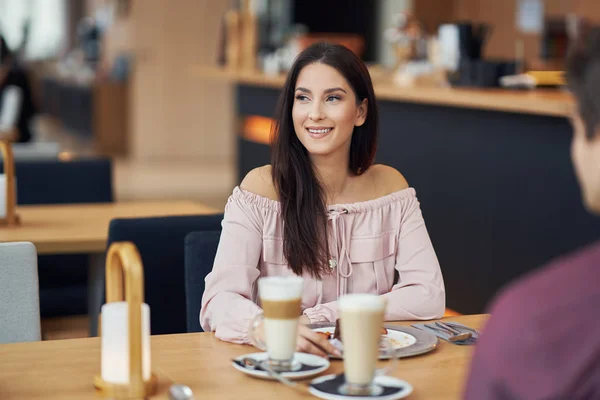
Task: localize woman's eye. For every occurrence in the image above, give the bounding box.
[326,95,341,102]
[295,94,309,101]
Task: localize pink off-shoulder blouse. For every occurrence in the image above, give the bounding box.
[200,186,445,344]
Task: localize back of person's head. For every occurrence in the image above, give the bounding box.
[566,24,600,139]
[566,23,600,214]
[0,35,12,66]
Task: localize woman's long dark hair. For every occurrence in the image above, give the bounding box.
[271,42,378,278]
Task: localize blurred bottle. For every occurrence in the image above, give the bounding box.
[240,0,258,71]
[224,1,242,70]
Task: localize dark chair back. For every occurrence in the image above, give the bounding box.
[0,158,113,317]
[107,214,223,335]
[1,158,114,204]
[184,230,221,333]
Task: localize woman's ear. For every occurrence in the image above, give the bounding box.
[355,99,368,127]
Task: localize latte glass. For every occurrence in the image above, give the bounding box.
[338,293,398,396]
[248,276,304,372]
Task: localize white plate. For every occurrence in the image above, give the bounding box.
[232,352,330,380]
[309,374,413,400]
[309,323,438,360]
[313,327,416,350]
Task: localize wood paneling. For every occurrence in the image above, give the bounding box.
[416,0,600,63]
[413,0,456,34]
[93,81,129,156]
[449,0,540,61]
[82,1,235,162]
[129,0,168,160]
[129,0,234,162]
[573,0,600,23]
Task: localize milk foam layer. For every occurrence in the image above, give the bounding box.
[258,276,304,301]
[339,293,387,312]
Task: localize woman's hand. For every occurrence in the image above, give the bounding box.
[296,324,342,358]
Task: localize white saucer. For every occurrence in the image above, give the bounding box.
[309,374,413,400]
[232,352,330,380]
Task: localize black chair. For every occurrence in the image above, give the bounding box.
[0,158,113,317]
[3,158,114,205]
[106,214,223,335]
[184,230,221,333]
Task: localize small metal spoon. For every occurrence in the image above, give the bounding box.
[240,357,297,387]
[169,384,195,400]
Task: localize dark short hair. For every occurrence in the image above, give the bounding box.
[0,35,13,65]
[566,25,600,139]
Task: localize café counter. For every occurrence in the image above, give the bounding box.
[190,65,572,117]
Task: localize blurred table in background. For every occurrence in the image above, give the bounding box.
[0,200,219,335]
[0,201,218,254]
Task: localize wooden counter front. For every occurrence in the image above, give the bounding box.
[190,65,573,117]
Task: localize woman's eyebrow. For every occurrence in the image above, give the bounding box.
[294,87,347,94]
[324,87,347,94]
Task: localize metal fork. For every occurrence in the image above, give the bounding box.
[444,322,481,336]
[427,322,472,342]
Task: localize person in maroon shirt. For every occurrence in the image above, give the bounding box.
[464,25,600,399]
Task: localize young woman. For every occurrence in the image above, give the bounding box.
[201,43,445,356]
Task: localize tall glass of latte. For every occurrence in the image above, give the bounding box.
[248,276,304,371]
[338,293,398,396]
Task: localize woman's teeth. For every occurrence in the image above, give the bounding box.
[308,128,332,134]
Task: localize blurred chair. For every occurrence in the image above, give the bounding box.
[0,242,41,343]
[0,142,61,161]
[0,157,114,318]
[106,214,223,335]
[184,230,221,333]
[2,158,113,205]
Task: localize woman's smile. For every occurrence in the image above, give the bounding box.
[306,126,334,139]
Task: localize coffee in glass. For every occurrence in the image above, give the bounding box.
[338,293,398,396]
[248,276,304,371]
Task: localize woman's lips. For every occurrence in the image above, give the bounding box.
[306,127,333,139]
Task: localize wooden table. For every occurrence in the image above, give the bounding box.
[0,201,219,254]
[0,315,488,400]
[0,200,220,335]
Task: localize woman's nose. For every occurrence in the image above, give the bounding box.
[309,103,325,121]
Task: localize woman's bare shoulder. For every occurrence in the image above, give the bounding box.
[239,165,279,201]
[368,164,409,195]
